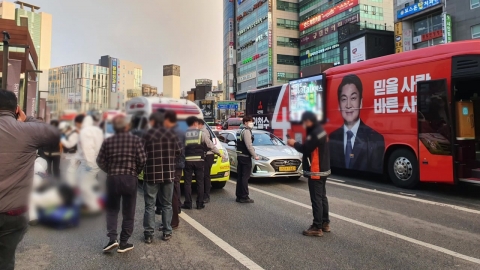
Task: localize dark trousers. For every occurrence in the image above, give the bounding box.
[0,214,27,270]
[45,155,61,178]
[204,154,214,199]
[172,169,182,227]
[236,156,252,199]
[308,176,330,228]
[106,175,138,244]
[183,161,205,207]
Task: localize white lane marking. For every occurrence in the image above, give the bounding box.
[227,181,480,265]
[328,178,345,183]
[180,212,264,270]
[327,178,480,215]
[399,192,417,197]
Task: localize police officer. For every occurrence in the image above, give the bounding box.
[235,116,258,203]
[182,116,225,210]
[198,120,223,204]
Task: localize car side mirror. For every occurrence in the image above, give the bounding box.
[227,141,236,147]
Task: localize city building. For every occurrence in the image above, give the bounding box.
[300,0,394,73]
[234,0,301,107]
[163,64,181,99]
[445,0,480,41]
[142,84,158,96]
[99,55,142,109]
[48,63,110,118]
[223,0,236,100]
[192,79,213,101]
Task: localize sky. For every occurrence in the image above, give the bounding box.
[32,0,223,94]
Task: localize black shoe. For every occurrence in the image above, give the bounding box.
[103,240,119,252]
[162,233,172,241]
[203,197,210,204]
[196,204,205,210]
[181,204,192,210]
[237,198,254,203]
[158,223,164,231]
[117,243,134,253]
[155,208,162,215]
[144,236,153,244]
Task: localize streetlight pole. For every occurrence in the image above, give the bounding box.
[2,31,11,89]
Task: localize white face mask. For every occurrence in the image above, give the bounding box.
[247,122,254,129]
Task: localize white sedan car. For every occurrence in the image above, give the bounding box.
[218,130,303,179]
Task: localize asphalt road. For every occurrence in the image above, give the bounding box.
[15,174,480,270]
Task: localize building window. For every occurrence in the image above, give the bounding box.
[277,0,298,13]
[472,0,480,8]
[277,18,299,30]
[277,72,299,83]
[277,36,300,48]
[277,54,300,66]
[472,24,480,39]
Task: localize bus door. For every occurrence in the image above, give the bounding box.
[416,80,455,183]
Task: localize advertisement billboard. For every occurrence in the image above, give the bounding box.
[111,58,118,92]
[26,81,37,117]
[288,74,325,123]
[299,0,359,31]
[350,37,366,63]
[300,14,360,46]
[395,22,403,53]
[403,29,413,52]
[397,0,441,20]
[199,100,214,118]
[443,13,452,44]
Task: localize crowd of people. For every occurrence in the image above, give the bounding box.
[1,86,332,269]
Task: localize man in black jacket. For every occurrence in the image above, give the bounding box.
[287,111,331,237]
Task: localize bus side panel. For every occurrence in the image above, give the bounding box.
[418,142,454,183]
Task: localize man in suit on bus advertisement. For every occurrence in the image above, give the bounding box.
[329,74,385,173]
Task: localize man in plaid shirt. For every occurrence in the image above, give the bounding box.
[96,115,146,253]
[142,113,181,243]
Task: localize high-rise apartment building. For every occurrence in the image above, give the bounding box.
[299,0,394,72]
[48,64,110,118]
[234,0,300,107]
[99,55,142,109]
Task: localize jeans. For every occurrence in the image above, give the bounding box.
[204,154,214,200]
[172,169,182,227]
[308,176,330,227]
[106,175,137,244]
[183,161,205,207]
[236,156,252,199]
[143,181,174,236]
[0,214,27,270]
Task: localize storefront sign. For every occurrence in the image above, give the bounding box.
[300,44,340,61]
[241,52,268,65]
[26,81,37,117]
[300,14,360,46]
[395,22,403,53]
[443,13,452,43]
[397,0,441,20]
[403,29,412,51]
[300,0,359,31]
[238,31,268,51]
[6,59,21,98]
[268,0,273,84]
[421,29,443,42]
[111,58,117,93]
[238,16,267,36]
[350,37,366,63]
[237,0,267,22]
[238,72,257,83]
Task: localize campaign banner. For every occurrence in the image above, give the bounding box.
[300,14,360,46]
[6,59,22,99]
[39,98,46,120]
[26,81,37,117]
[299,0,359,31]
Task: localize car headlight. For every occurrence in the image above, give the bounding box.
[222,149,229,160]
[257,155,269,161]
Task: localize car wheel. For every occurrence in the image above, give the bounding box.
[212,181,227,189]
[387,149,419,189]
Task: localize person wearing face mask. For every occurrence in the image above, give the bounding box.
[235,116,258,204]
[287,111,331,237]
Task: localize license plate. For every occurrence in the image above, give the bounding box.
[279,166,296,172]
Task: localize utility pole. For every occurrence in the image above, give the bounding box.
[2,31,11,89]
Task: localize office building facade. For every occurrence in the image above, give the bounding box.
[223,0,236,100]
[234,0,300,104]
[445,0,480,41]
[300,0,394,70]
[48,64,110,118]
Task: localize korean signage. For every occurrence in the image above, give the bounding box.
[443,13,452,44]
[238,72,257,83]
[237,0,267,22]
[299,0,359,31]
[217,101,239,110]
[241,52,268,65]
[238,31,268,51]
[111,58,118,92]
[268,0,273,85]
[300,44,340,61]
[350,37,366,63]
[421,29,443,42]
[394,22,403,53]
[300,14,360,46]
[403,29,412,51]
[397,0,441,20]
[238,16,267,36]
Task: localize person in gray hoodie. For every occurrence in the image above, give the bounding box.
[0,89,60,270]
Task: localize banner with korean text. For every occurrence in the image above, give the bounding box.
[299,0,359,31]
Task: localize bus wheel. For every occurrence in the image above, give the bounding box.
[387,149,419,189]
[212,181,226,189]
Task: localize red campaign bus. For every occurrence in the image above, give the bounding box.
[246,40,480,188]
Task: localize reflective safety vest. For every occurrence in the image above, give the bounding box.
[236,128,254,157]
[185,129,205,161]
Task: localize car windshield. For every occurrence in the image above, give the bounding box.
[252,132,284,146]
